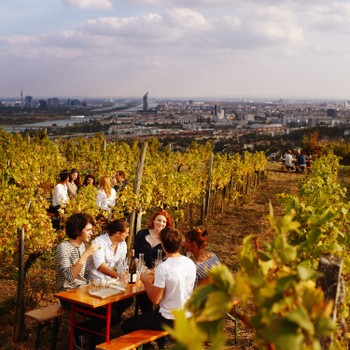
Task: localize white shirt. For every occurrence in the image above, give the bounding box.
[284,153,294,167]
[154,255,196,319]
[96,188,117,210]
[88,233,127,280]
[52,183,69,207]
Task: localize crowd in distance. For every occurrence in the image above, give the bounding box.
[281,148,313,173]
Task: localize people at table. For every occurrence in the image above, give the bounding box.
[122,227,196,349]
[49,169,69,215]
[88,219,133,327]
[184,227,220,286]
[134,209,173,313]
[55,212,98,294]
[67,168,81,199]
[96,175,117,210]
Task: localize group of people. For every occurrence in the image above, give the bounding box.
[48,169,128,219]
[282,148,312,173]
[55,209,220,350]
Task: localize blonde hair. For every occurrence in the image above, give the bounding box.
[99,176,112,197]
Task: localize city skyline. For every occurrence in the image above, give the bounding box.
[1,1,350,100]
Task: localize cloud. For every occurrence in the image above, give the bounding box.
[63,0,113,10]
[2,0,350,98]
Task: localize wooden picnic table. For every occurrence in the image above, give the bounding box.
[54,281,145,350]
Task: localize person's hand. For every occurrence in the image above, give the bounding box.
[140,272,148,284]
[140,270,154,284]
[86,243,100,256]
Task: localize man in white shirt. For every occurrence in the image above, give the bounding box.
[284,150,295,172]
[52,170,69,208]
[88,219,133,326]
[122,227,196,349]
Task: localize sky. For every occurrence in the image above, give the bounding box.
[1,0,350,100]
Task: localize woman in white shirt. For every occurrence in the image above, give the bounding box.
[96,176,117,210]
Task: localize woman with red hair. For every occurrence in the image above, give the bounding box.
[134,209,173,313]
[184,227,220,286]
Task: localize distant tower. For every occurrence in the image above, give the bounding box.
[20,87,23,110]
[143,92,148,112]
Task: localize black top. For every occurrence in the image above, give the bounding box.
[114,179,128,193]
[134,228,164,268]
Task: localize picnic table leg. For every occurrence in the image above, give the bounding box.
[51,316,61,350]
[105,303,112,341]
[69,304,75,350]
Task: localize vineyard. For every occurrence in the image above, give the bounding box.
[0,129,349,349]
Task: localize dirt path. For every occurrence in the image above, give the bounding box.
[205,163,304,349]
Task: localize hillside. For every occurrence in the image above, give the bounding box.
[0,162,318,349]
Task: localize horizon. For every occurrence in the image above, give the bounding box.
[1,95,349,104]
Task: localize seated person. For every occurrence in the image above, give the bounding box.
[83,174,96,186]
[295,149,307,173]
[96,176,117,211]
[122,227,196,350]
[67,168,81,199]
[88,219,133,325]
[48,169,69,215]
[134,209,173,313]
[184,228,220,286]
[55,212,99,349]
[283,150,295,172]
[111,170,128,193]
[56,212,98,293]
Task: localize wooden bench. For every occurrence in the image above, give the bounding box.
[96,329,169,350]
[25,303,69,350]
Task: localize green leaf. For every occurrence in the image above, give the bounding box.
[315,316,336,337]
[297,265,321,281]
[196,291,232,322]
[186,284,215,316]
[166,309,207,350]
[286,308,314,334]
[261,319,304,350]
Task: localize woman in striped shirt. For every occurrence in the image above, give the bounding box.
[184,228,220,286]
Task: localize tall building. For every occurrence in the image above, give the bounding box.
[48,98,59,108]
[143,92,148,112]
[24,96,33,108]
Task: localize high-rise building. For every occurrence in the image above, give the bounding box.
[48,98,59,108]
[143,92,148,112]
[24,96,32,108]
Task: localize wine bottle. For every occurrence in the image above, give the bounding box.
[128,249,137,284]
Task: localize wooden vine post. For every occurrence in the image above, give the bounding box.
[13,227,25,342]
[127,141,148,250]
[317,255,343,349]
[203,152,213,222]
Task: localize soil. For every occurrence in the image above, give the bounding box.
[0,162,312,349]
